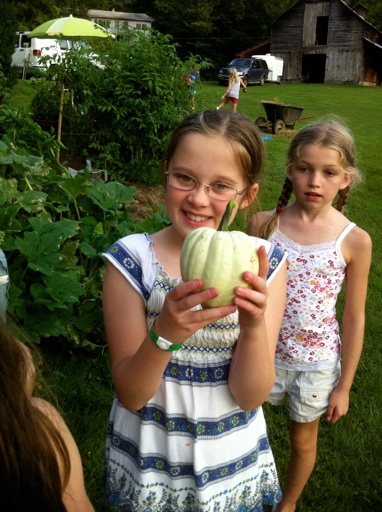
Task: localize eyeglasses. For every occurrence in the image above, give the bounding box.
[165,171,246,201]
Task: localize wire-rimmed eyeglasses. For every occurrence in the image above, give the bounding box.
[165,171,246,201]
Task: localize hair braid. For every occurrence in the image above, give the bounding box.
[336,186,349,212]
[259,177,293,240]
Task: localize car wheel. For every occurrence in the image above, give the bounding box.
[242,76,249,87]
[218,80,225,86]
[259,75,265,86]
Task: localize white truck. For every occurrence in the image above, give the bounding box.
[12,32,73,78]
[252,54,284,84]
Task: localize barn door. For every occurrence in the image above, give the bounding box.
[301,54,326,83]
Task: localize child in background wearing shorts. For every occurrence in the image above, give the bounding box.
[249,121,372,512]
[216,67,247,113]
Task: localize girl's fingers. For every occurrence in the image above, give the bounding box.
[256,245,270,280]
[167,279,204,301]
[157,282,236,342]
[165,280,235,316]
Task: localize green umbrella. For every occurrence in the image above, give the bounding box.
[29,15,114,162]
[29,15,114,41]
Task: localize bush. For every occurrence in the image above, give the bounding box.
[33,28,211,183]
[0,110,171,350]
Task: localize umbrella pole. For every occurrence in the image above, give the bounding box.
[56,81,65,162]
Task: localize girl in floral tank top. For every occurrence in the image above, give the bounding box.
[249,121,372,512]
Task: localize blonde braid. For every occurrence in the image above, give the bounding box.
[260,177,293,240]
[336,186,349,212]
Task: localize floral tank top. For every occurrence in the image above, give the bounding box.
[270,223,355,371]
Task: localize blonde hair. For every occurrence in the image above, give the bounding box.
[228,67,239,83]
[260,121,362,240]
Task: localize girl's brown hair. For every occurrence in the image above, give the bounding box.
[259,120,362,240]
[163,109,265,205]
[0,320,70,511]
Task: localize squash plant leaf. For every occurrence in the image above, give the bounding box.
[45,270,84,304]
[16,190,47,213]
[89,181,136,213]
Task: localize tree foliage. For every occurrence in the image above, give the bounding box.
[10,0,382,73]
[0,1,18,87]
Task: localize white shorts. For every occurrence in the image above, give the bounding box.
[266,362,341,423]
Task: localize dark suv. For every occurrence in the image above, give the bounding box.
[218,57,269,86]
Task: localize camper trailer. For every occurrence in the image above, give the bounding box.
[252,54,284,84]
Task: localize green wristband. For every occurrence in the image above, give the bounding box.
[149,324,183,352]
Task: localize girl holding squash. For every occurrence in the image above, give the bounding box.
[102,109,287,511]
[249,121,372,512]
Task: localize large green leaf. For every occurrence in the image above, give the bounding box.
[45,270,84,304]
[16,190,47,213]
[89,181,136,213]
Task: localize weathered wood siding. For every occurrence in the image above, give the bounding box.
[302,2,330,46]
[328,2,364,48]
[270,1,305,81]
[325,49,363,82]
[271,3,305,52]
[269,0,382,84]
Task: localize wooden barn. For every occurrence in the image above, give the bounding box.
[269,0,382,85]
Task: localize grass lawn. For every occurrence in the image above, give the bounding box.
[12,79,382,511]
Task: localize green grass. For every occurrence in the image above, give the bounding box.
[10,80,382,510]
[7,79,37,110]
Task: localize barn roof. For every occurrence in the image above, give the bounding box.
[363,37,382,55]
[268,0,382,37]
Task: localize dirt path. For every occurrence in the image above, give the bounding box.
[128,183,166,222]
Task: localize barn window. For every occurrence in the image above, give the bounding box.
[316,16,328,45]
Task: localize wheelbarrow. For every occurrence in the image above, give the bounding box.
[255,101,315,134]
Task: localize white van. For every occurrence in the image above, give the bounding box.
[12,32,73,77]
[252,54,284,84]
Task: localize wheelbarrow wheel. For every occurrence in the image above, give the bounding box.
[273,119,285,134]
[255,116,268,133]
[255,116,267,126]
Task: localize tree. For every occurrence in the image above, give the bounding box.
[0,1,18,85]
[358,0,382,30]
[13,0,60,30]
[129,0,296,71]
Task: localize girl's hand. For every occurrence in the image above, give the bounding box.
[154,280,236,344]
[233,245,269,329]
[324,386,350,424]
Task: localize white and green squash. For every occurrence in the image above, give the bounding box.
[180,199,259,308]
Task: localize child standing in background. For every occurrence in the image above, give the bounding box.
[249,121,372,512]
[102,109,287,511]
[187,68,200,111]
[216,67,247,113]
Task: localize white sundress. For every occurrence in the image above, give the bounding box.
[102,233,287,512]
